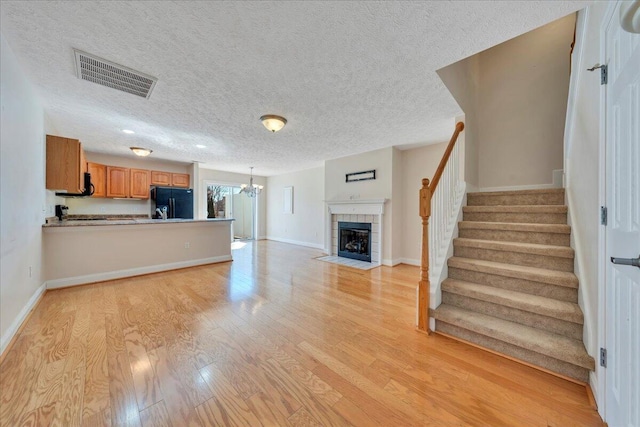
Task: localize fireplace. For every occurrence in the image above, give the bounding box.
[338,222,372,262]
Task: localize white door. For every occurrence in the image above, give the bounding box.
[604,4,640,426]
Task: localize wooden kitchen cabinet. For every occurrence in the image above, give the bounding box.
[130,168,151,199]
[87,162,106,198]
[106,166,129,198]
[171,173,190,188]
[46,135,87,193]
[150,170,171,186]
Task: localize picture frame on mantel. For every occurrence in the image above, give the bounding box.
[283,186,293,214]
[346,169,376,183]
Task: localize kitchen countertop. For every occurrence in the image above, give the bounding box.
[43,218,234,228]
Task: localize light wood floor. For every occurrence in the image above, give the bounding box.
[0,240,604,426]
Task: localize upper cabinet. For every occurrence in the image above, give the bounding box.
[46,135,87,193]
[150,171,171,186]
[130,169,151,199]
[171,173,190,188]
[106,166,129,198]
[87,162,106,198]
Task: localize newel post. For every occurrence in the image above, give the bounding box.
[418,178,431,334]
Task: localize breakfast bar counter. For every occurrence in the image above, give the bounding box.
[43,218,234,289]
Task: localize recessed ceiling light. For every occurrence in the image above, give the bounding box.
[122,129,135,134]
[196,144,206,148]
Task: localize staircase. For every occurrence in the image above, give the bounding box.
[432,188,595,383]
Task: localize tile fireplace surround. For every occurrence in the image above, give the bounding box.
[326,199,387,265]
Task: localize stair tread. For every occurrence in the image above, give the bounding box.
[458,221,571,234]
[433,305,594,370]
[463,205,568,213]
[442,279,583,323]
[454,238,574,258]
[469,188,565,196]
[448,257,578,288]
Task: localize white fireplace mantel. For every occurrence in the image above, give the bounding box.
[326,199,387,215]
[325,199,387,265]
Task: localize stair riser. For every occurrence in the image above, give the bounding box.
[467,193,564,206]
[442,292,583,340]
[448,267,578,303]
[454,246,574,272]
[435,321,589,382]
[458,228,570,246]
[463,212,567,224]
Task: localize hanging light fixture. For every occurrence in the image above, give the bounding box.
[240,167,264,197]
[260,114,287,132]
[130,146,152,157]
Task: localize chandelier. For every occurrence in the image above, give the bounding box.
[240,167,263,197]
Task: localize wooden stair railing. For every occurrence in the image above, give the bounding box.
[418,121,465,334]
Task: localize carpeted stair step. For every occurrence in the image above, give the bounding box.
[458,221,571,246]
[447,257,578,302]
[433,305,595,382]
[463,205,567,224]
[453,238,574,272]
[441,279,583,339]
[467,188,565,206]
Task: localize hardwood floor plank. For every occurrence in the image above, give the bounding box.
[0,241,604,426]
[139,400,171,427]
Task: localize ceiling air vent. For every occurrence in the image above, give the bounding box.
[73,49,157,99]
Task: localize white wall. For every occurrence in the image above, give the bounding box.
[266,166,325,249]
[400,141,449,264]
[438,14,575,190]
[66,152,191,216]
[325,147,398,263]
[198,167,267,238]
[563,2,610,404]
[0,34,47,352]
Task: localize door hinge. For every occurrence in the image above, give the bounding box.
[601,206,608,225]
[600,348,607,368]
[587,64,608,85]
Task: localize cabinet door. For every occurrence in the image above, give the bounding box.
[79,144,87,193]
[150,171,171,186]
[130,169,151,199]
[87,162,106,198]
[106,166,129,198]
[171,173,190,188]
[46,135,83,192]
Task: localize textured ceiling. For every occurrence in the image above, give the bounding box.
[0,1,587,176]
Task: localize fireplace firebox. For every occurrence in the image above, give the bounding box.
[338,222,372,262]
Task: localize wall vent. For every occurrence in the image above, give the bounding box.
[73,49,157,99]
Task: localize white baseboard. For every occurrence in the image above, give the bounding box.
[399,258,421,266]
[258,235,267,240]
[382,258,402,267]
[45,255,233,290]
[266,236,324,250]
[1,282,47,355]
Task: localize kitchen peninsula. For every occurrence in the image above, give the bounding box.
[43,218,234,289]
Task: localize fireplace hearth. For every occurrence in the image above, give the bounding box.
[338,221,372,262]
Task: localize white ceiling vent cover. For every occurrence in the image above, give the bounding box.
[74,49,157,99]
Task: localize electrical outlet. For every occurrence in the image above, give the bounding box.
[184,242,190,249]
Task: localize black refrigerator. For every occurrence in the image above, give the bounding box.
[151,186,194,219]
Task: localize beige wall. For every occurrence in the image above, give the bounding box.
[266,166,325,248]
[198,167,267,239]
[44,221,232,287]
[0,34,47,350]
[438,14,575,190]
[400,141,449,264]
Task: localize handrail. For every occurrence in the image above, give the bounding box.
[417,121,465,334]
[429,121,465,194]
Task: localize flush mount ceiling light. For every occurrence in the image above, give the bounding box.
[240,167,263,197]
[260,114,287,132]
[196,144,206,148]
[130,147,152,157]
[122,129,135,134]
